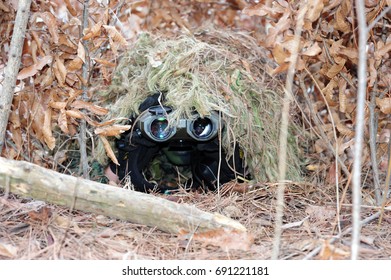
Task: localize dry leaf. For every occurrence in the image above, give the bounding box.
[108,36,118,56]
[77,41,86,63]
[242,3,269,17]
[0,242,18,258]
[169,7,190,29]
[71,100,109,115]
[31,40,38,63]
[31,30,44,56]
[93,58,116,67]
[0,1,10,12]
[53,55,67,86]
[326,58,346,79]
[180,229,254,251]
[326,161,338,184]
[305,0,324,22]
[271,63,289,75]
[317,240,350,260]
[231,0,247,9]
[336,122,354,137]
[103,25,128,46]
[272,44,289,65]
[83,21,103,40]
[94,125,131,136]
[306,164,322,171]
[378,128,390,143]
[266,12,292,48]
[28,206,52,223]
[334,0,352,32]
[66,109,85,119]
[9,126,22,152]
[376,98,391,114]
[339,47,358,61]
[49,101,67,110]
[40,11,59,44]
[375,41,391,60]
[17,55,52,80]
[67,57,83,72]
[63,0,78,16]
[52,214,85,235]
[368,58,377,88]
[9,108,21,128]
[338,138,355,155]
[328,39,343,56]
[338,78,347,113]
[83,115,101,127]
[42,108,56,150]
[365,0,379,7]
[36,67,55,87]
[100,135,119,165]
[322,78,338,106]
[58,109,69,134]
[95,118,118,127]
[58,34,77,49]
[302,42,322,56]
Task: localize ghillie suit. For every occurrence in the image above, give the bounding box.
[96,31,302,192]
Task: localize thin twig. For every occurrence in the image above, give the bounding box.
[369,85,381,205]
[379,135,391,224]
[271,2,307,260]
[303,210,382,260]
[0,0,32,151]
[367,6,391,31]
[79,0,90,179]
[351,0,368,260]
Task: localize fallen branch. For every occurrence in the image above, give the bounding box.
[0,157,246,234]
[0,0,32,151]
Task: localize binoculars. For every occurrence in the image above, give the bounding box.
[138,105,220,143]
[109,94,247,193]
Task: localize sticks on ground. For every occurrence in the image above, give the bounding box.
[0,157,246,234]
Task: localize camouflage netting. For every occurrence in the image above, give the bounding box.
[96,31,303,183]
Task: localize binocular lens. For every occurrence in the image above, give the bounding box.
[192,118,213,139]
[151,117,171,140]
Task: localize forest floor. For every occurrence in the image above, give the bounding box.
[1,177,391,260]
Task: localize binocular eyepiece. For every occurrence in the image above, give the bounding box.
[109,99,247,193]
[137,105,220,143]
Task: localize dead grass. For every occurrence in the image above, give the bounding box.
[96,30,303,182]
[1,181,390,260]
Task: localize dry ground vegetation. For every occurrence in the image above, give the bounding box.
[1,0,391,259]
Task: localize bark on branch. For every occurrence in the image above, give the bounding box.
[0,0,32,151]
[0,157,246,234]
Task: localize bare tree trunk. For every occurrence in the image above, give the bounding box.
[351,0,367,260]
[0,0,32,151]
[0,157,246,234]
[78,0,90,179]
